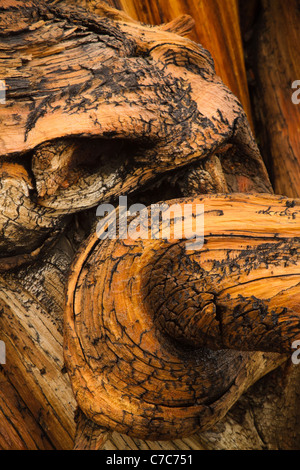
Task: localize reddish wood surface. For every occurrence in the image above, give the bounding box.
[250,0,300,198]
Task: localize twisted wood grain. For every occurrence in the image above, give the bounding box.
[0,0,270,210]
[65,193,300,440]
[250,0,300,198]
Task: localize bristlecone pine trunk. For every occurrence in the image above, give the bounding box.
[0,0,299,450]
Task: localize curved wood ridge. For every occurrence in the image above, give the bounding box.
[0,0,270,213]
[251,0,300,198]
[0,0,271,272]
[1,0,297,450]
[64,193,300,440]
[0,161,69,269]
[73,409,110,450]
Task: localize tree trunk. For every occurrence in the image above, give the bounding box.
[0,0,299,451]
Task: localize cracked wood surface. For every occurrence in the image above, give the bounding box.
[0,368,55,450]
[0,161,69,268]
[0,0,299,451]
[250,0,300,199]
[0,270,76,449]
[0,0,271,261]
[0,0,271,253]
[0,0,252,160]
[65,193,300,440]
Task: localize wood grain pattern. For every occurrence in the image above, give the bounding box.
[250,0,300,198]
[97,0,253,125]
[73,409,111,450]
[64,193,299,440]
[0,369,54,450]
[1,0,298,450]
[0,276,77,449]
[0,0,270,265]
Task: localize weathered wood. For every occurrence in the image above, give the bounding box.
[0,209,98,450]
[222,0,300,449]
[101,0,253,125]
[64,193,299,441]
[0,0,269,216]
[74,409,111,450]
[0,161,68,269]
[0,274,77,449]
[0,0,270,263]
[0,368,54,450]
[0,0,298,450]
[249,0,300,198]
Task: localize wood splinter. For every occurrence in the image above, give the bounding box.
[65,193,300,443]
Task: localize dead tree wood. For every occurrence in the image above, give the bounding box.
[0,0,299,450]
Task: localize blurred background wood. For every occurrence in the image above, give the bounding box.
[245,0,300,198]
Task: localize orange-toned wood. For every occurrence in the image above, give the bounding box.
[0,370,54,450]
[105,0,253,126]
[65,193,300,441]
[250,0,300,198]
